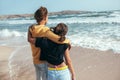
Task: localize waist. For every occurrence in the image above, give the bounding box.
[48,66,68,71]
[48,62,66,67]
[48,62,67,70]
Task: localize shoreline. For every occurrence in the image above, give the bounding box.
[0,46,14,80]
[0,45,120,80]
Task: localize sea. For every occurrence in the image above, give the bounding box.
[0,10,120,79]
[0,10,120,53]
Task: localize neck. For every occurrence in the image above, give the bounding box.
[38,20,46,25]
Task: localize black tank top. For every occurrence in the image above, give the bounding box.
[35,37,69,65]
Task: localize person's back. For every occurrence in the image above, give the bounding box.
[28,7,70,64]
[29,24,49,64]
[35,37,69,65]
[35,23,75,80]
[28,7,70,80]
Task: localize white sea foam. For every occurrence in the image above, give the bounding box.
[0,29,26,39]
[0,20,35,24]
[8,47,21,80]
[0,10,120,53]
[8,45,33,80]
[68,33,120,53]
[0,13,120,25]
[48,17,120,24]
[110,11,120,17]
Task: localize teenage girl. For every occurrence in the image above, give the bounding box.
[35,23,75,80]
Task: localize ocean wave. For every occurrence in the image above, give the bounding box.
[109,11,120,17]
[0,29,26,39]
[68,35,120,53]
[48,10,120,18]
[0,10,120,53]
[48,17,120,25]
[0,20,35,25]
[0,28,119,53]
[0,10,120,25]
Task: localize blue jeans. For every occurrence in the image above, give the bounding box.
[47,68,71,80]
[34,63,48,80]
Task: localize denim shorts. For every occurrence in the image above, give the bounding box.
[47,67,71,80]
[34,63,48,80]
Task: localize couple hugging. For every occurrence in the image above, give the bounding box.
[28,6,75,80]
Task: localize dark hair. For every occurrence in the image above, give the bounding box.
[52,23,68,42]
[50,23,71,49]
[34,6,48,23]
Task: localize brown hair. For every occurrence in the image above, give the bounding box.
[50,23,71,49]
[34,6,48,23]
[54,23,68,42]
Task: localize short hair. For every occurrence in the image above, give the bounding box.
[34,6,48,23]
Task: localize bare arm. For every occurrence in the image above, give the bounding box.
[28,26,36,44]
[64,48,75,80]
[29,25,70,44]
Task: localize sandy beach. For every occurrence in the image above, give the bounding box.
[70,47,120,80]
[0,45,120,80]
[0,46,14,80]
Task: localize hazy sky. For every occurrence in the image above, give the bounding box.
[0,0,120,15]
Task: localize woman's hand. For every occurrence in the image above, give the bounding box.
[28,27,36,44]
[72,74,76,80]
[29,38,36,44]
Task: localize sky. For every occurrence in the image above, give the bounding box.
[0,0,120,15]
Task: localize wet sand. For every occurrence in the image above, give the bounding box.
[0,46,14,80]
[0,46,120,80]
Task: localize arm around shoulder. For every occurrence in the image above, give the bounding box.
[29,25,50,37]
[29,25,70,44]
[45,30,70,44]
